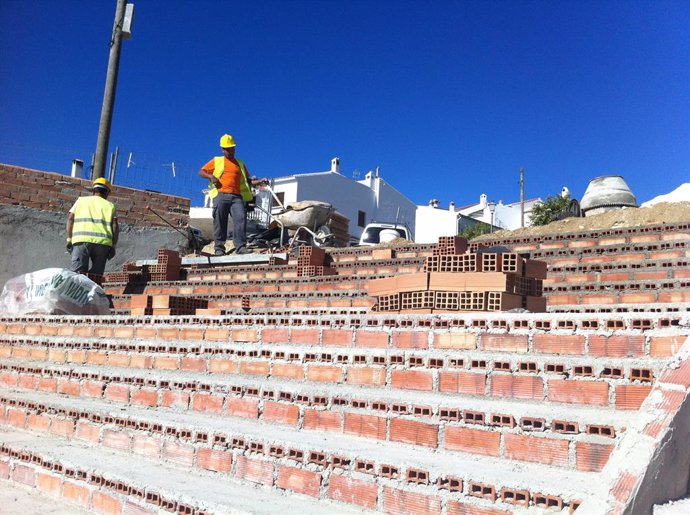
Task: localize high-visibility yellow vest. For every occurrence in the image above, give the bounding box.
[208,157,253,202]
[71,196,116,246]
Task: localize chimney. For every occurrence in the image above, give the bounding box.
[449,201,455,210]
[331,157,340,174]
[71,159,84,178]
[480,193,487,208]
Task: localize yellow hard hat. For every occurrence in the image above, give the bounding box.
[220,134,236,148]
[92,177,113,193]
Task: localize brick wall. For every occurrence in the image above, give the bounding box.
[0,163,190,228]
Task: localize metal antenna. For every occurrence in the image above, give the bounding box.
[108,146,119,184]
[163,162,176,177]
[520,167,525,228]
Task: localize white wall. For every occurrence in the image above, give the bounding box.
[414,195,543,242]
[270,168,419,240]
[497,200,539,229]
[415,205,458,243]
[457,194,541,230]
[271,172,377,238]
[373,179,417,237]
[271,179,299,206]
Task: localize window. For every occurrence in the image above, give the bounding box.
[358,210,366,228]
[275,191,285,207]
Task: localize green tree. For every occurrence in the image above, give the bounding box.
[458,222,491,240]
[529,194,571,226]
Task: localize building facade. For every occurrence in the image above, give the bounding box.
[269,158,417,241]
[415,194,542,243]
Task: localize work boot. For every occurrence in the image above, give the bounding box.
[214,249,225,256]
[235,246,249,255]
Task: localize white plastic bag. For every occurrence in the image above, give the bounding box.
[0,268,110,315]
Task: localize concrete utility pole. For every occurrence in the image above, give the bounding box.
[93,0,128,179]
[520,167,525,228]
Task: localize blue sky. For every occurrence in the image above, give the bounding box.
[1,0,688,208]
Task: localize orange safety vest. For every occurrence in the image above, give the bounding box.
[208,157,253,202]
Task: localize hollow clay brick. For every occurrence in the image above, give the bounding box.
[328,474,378,509]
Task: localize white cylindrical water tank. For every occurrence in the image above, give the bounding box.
[379,229,399,243]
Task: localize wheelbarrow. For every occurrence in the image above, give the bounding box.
[251,187,336,249]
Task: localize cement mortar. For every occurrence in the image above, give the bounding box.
[655,496,690,514]
[0,425,370,515]
[0,385,598,500]
[626,391,690,514]
[0,204,186,287]
[0,478,92,514]
[2,353,642,429]
[619,341,690,514]
[577,339,690,514]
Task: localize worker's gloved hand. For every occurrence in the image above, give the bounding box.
[66,241,73,252]
[107,247,116,260]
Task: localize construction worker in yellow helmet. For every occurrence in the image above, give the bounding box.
[198,134,268,255]
[66,177,120,275]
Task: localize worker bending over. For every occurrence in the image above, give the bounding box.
[198,133,267,255]
[66,177,119,275]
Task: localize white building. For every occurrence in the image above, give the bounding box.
[194,157,546,245]
[269,158,417,241]
[414,194,542,243]
[457,194,541,230]
[192,157,417,241]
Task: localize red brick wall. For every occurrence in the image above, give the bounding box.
[0,163,190,228]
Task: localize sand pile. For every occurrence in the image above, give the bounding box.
[475,202,690,241]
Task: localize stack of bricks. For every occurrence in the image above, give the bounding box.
[103,248,181,284]
[328,212,350,247]
[368,236,547,313]
[433,235,469,256]
[102,262,148,284]
[148,249,182,281]
[83,272,103,286]
[296,245,337,277]
[129,294,208,316]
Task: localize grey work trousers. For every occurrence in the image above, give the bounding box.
[212,192,247,253]
[70,242,111,275]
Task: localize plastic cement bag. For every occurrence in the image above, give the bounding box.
[0,268,110,315]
